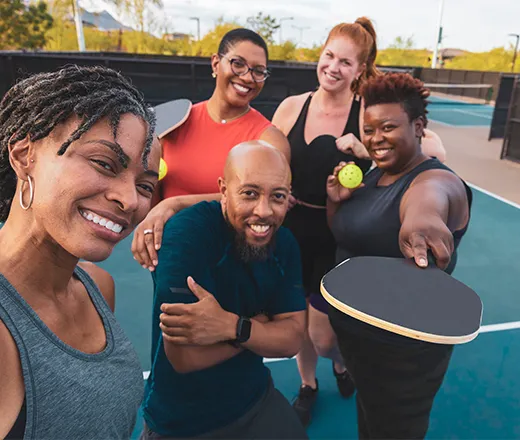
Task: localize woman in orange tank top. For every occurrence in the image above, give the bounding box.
[132,29,290,269]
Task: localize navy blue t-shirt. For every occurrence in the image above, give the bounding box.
[142,201,306,437]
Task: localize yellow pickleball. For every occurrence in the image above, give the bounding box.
[338,163,363,189]
[159,158,168,181]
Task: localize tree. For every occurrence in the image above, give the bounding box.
[109,0,163,34]
[388,36,414,50]
[190,18,241,56]
[445,46,520,73]
[0,0,53,50]
[246,12,279,45]
[377,36,430,67]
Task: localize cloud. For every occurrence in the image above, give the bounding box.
[82,0,520,52]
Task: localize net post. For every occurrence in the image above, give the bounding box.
[486,86,493,104]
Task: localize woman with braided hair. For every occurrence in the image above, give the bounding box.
[326,72,472,438]
[0,65,161,439]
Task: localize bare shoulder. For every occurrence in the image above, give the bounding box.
[272,92,312,135]
[260,125,291,163]
[422,128,446,162]
[0,320,24,438]
[78,262,115,312]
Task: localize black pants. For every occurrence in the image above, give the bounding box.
[329,309,454,439]
[284,205,337,314]
[139,379,308,440]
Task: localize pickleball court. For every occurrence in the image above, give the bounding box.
[97,92,520,439]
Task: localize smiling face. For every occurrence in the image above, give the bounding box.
[219,143,291,262]
[317,36,365,93]
[362,103,424,173]
[23,114,161,262]
[212,40,268,107]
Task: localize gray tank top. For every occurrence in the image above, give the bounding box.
[0,266,144,439]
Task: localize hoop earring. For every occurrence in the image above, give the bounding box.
[19,175,34,210]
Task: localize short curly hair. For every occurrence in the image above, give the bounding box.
[360,72,430,128]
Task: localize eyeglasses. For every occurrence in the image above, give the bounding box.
[219,54,270,83]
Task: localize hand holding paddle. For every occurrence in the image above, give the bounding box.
[321,256,482,344]
[399,208,455,271]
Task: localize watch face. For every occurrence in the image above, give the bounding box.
[237,317,252,342]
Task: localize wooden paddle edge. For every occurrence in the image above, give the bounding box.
[156,100,193,140]
[320,280,481,345]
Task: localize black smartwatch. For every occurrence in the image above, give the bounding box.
[229,316,251,347]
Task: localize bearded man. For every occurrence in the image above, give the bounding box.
[140,140,308,440]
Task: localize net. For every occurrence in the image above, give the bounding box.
[423,83,494,106]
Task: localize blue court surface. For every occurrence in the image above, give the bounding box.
[97,186,520,439]
[427,95,494,127]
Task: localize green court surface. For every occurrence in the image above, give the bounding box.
[95,186,520,439]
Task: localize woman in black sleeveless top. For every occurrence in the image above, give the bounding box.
[272,19,448,427]
[326,73,472,439]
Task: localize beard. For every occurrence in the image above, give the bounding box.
[224,210,276,263]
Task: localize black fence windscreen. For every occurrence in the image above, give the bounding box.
[501,76,520,163]
[0,51,516,148]
[489,75,518,140]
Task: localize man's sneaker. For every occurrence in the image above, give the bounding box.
[333,363,356,398]
[292,379,318,427]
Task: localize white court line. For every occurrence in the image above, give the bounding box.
[428,119,457,127]
[450,108,492,119]
[140,322,520,379]
[140,187,520,382]
[480,321,520,333]
[467,183,520,210]
[429,118,487,128]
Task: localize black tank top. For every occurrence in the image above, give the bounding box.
[330,158,473,275]
[5,399,26,439]
[286,93,372,206]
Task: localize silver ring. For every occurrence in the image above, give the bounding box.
[143,229,153,235]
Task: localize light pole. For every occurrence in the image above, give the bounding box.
[279,17,293,45]
[432,0,445,68]
[293,25,310,47]
[72,0,86,52]
[509,33,519,73]
[190,17,200,41]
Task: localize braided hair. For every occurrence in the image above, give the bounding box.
[0,64,156,222]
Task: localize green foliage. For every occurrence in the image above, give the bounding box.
[0,0,53,50]
[388,36,414,50]
[107,0,163,33]
[192,19,241,56]
[28,13,520,74]
[246,12,280,45]
[445,46,520,73]
[376,36,430,68]
[376,48,431,67]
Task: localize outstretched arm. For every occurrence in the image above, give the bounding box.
[399,169,470,269]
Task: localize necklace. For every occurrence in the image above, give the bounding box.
[315,93,354,116]
[208,105,251,124]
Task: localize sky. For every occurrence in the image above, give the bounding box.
[82,0,520,52]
